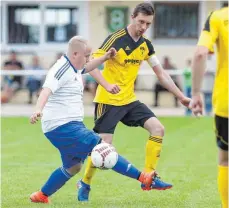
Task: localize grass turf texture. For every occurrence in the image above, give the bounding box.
[2,117,220,208]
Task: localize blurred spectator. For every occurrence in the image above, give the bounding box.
[26,55,44,104]
[183,59,192,116]
[1,50,24,103]
[50,52,63,67]
[153,56,180,107]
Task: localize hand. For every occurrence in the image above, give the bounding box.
[30,110,43,124]
[190,94,203,116]
[105,84,120,94]
[179,96,192,108]
[104,48,117,60]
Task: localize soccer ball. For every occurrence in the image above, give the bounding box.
[91,143,118,169]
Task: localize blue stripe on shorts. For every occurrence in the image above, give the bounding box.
[44,121,100,168]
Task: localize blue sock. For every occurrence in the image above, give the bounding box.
[41,167,72,196]
[112,155,141,180]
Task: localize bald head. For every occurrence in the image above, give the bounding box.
[67,36,87,55]
[66,36,91,70]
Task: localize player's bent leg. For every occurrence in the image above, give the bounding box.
[81,134,113,185]
[142,117,172,190]
[110,154,171,190]
[143,117,164,172]
[99,133,113,144]
[78,134,114,202]
[30,166,74,203]
[67,163,82,175]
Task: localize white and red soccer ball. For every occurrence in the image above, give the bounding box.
[91,143,118,169]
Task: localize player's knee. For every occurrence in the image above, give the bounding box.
[218,149,228,166]
[149,122,165,137]
[100,134,113,144]
[66,163,82,175]
[144,117,165,137]
[219,158,228,166]
[154,124,165,137]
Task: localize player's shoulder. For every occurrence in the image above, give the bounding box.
[209,8,228,22]
[213,7,228,16]
[142,35,154,49]
[204,8,228,31]
[108,28,127,40]
[100,28,127,51]
[49,56,72,80]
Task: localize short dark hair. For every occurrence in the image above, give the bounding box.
[133,2,155,17]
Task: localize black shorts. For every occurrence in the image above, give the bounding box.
[215,115,228,151]
[93,101,156,134]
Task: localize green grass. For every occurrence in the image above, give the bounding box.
[2,117,220,208]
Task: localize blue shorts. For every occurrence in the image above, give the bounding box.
[44,121,100,169]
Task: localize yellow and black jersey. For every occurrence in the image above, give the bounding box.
[93,28,155,106]
[198,7,228,118]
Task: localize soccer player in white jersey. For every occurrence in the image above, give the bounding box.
[29,36,165,204]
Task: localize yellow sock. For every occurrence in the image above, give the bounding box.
[218,165,228,208]
[144,136,162,173]
[82,156,97,185]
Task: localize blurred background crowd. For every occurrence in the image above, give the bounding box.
[1,0,227,116]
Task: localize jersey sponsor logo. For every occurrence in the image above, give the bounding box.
[124,59,141,65]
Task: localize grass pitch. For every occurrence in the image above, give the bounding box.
[2,117,220,208]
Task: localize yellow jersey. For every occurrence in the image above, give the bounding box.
[198,7,228,118]
[92,28,155,106]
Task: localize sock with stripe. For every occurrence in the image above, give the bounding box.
[144,136,162,172]
[112,155,141,179]
[82,156,97,185]
[218,165,228,208]
[41,167,73,196]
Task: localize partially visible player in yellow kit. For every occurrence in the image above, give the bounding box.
[77,2,192,201]
[191,6,228,208]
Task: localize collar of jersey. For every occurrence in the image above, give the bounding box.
[63,54,78,73]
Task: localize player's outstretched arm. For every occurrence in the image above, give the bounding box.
[147,55,191,108]
[84,48,116,73]
[30,88,52,124]
[84,47,120,94]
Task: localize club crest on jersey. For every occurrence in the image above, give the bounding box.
[140,46,145,56]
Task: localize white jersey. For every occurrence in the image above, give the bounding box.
[41,55,84,133]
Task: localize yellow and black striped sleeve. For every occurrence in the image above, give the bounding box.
[144,38,156,60]
[92,29,126,58]
[197,11,219,53]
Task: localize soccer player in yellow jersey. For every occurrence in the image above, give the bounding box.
[191,7,228,208]
[78,2,191,201]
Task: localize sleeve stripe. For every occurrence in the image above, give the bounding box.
[101,29,126,51]
[57,65,70,80]
[103,31,126,52]
[203,12,213,32]
[101,29,125,50]
[54,62,69,78]
[54,63,70,80]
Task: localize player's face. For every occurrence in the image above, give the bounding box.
[73,46,87,69]
[85,47,92,63]
[132,13,154,36]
